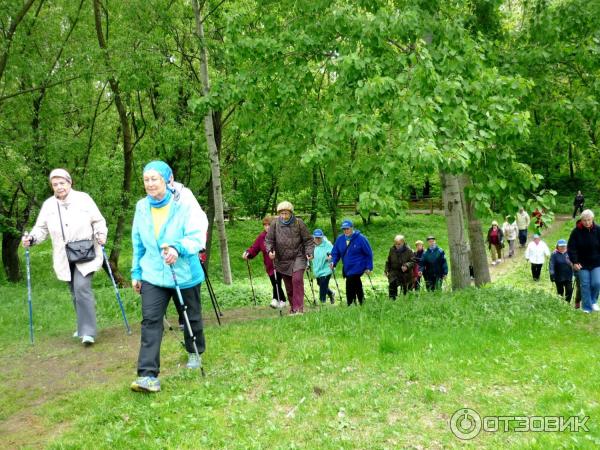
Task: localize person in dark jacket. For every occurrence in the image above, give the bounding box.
[265,201,315,315]
[549,239,574,302]
[385,235,414,299]
[567,210,600,313]
[486,221,504,265]
[412,240,425,290]
[419,236,448,291]
[243,216,286,309]
[330,219,374,306]
[573,191,585,219]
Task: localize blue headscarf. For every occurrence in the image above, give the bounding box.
[143,160,173,208]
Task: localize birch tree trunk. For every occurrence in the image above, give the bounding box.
[460,175,491,286]
[440,172,471,290]
[192,0,232,284]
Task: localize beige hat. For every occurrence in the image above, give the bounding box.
[276,201,294,213]
[49,168,72,184]
[491,220,498,226]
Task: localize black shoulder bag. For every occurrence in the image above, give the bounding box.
[57,202,96,263]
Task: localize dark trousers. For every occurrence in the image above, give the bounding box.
[531,263,543,281]
[425,277,442,291]
[346,275,364,305]
[555,280,573,302]
[388,277,409,298]
[518,229,528,247]
[269,273,286,301]
[573,205,583,218]
[138,282,205,377]
[316,275,334,303]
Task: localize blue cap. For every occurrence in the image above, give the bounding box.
[341,219,353,229]
[557,239,567,246]
[533,234,540,239]
[313,229,324,237]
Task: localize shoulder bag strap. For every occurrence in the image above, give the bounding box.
[56,201,67,242]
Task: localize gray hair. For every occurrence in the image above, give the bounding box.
[581,209,595,220]
[394,234,405,243]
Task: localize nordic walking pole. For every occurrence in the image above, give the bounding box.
[163,249,204,377]
[366,272,377,296]
[246,259,257,306]
[24,233,34,344]
[305,262,318,308]
[102,247,132,335]
[200,261,223,324]
[329,255,342,300]
[163,316,185,348]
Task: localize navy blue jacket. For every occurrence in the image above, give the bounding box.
[331,230,373,277]
[419,246,448,279]
[549,250,573,283]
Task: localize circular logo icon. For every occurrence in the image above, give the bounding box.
[450,408,482,440]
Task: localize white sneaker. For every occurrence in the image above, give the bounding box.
[81,335,95,345]
[496,259,502,263]
[278,301,287,309]
[592,304,600,312]
[491,261,496,266]
[270,299,278,309]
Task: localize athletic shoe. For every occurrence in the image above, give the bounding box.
[270,299,279,309]
[496,259,502,263]
[81,335,95,345]
[491,261,496,266]
[131,376,161,393]
[582,309,592,314]
[278,300,287,309]
[186,352,202,370]
[592,303,600,312]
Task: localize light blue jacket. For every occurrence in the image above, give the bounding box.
[312,238,333,278]
[131,197,205,289]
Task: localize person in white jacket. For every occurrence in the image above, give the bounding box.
[525,233,550,281]
[502,215,519,258]
[22,168,107,345]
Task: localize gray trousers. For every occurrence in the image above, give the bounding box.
[68,264,97,337]
[137,282,205,377]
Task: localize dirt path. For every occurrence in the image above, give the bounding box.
[0,304,288,449]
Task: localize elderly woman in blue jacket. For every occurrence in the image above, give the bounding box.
[330,219,373,306]
[130,161,207,393]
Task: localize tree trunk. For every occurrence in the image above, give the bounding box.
[568,142,574,179]
[192,0,232,284]
[93,0,134,284]
[2,233,22,282]
[440,172,471,290]
[460,175,490,286]
[309,167,318,228]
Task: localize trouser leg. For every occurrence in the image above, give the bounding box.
[388,278,398,299]
[282,274,293,309]
[178,284,205,355]
[346,275,362,305]
[138,283,171,377]
[270,273,286,301]
[69,265,97,337]
[292,270,305,312]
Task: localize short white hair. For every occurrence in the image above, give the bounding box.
[581,209,594,220]
[394,234,405,243]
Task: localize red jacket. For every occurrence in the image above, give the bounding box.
[246,231,275,276]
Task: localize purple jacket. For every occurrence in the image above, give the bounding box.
[246,231,274,276]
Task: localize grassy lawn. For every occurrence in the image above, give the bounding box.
[1,214,599,449]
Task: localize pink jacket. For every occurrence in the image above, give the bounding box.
[246,231,274,276]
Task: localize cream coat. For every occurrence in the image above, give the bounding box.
[29,190,107,281]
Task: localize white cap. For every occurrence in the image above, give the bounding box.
[49,168,72,184]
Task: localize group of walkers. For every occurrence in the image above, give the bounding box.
[21,169,598,393]
[244,203,449,311]
[23,162,208,393]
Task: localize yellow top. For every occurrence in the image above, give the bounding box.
[151,203,171,238]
